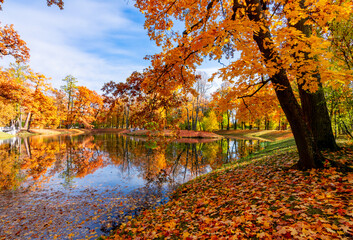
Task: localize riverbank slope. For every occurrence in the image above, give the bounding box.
[106,135,353,239]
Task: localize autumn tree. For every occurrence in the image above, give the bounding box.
[188,72,211,130]
[6,63,31,127]
[135,0,353,169]
[212,80,283,130]
[52,89,67,128]
[102,72,144,129]
[0,0,63,62]
[0,67,30,127]
[326,12,353,138]
[210,81,237,130]
[28,89,59,129]
[202,110,219,131]
[103,71,185,130]
[61,75,78,128]
[329,13,353,71]
[70,86,103,128]
[0,1,64,128]
[0,24,29,63]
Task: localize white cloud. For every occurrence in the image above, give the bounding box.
[0,0,156,93]
[0,0,236,95]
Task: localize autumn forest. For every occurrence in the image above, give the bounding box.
[1,0,353,239]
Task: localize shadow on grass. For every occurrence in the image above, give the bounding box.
[219,137,296,171]
[176,137,297,196]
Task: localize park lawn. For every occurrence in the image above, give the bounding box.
[106,137,353,240]
[216,129,293,141]
[0,132,15,140]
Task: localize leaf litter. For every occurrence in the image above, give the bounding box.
[108,147,353,239]
[0,181,175,240]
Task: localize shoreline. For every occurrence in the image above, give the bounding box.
[9,128,294,142]
[106,135,353,239]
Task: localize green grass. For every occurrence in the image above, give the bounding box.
[0,131,15,140]
[111,133,353,239]
[219,137,296,171]
[177,136,297,193]
[249,137,296,157]
[244,130,287,141]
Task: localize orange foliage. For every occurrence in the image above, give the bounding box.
[0,24,29,62]
[112,148,353,239]
[70,86,103,128]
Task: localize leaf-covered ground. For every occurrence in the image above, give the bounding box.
[107,140,353,239]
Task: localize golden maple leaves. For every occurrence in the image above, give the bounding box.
[46,0,64,9]
[0,24,29,63]
[0,0,64,63]
[136,0,353,96]
[112,148,353,239]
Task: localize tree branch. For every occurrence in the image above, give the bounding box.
[183,0,220,36]
[239,78,270,99]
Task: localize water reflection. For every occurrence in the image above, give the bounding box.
[0,133,267,239]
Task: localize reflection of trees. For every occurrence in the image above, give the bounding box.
[21,139,59,182]
[0,133,267,192]
[0,139,22,191]
[0,137,63,191]
[97,135,268,185]
[0,135,108,191]
[168,143,209,180]
[58,135,107,187]
[217,138,265,164]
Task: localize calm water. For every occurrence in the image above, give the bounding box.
[0,133,267,239]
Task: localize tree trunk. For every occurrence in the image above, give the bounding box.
[227,110,230,130]
[126,105,129,130]
[27,113,33,131]
[245,0,324,169]
[292,10,339,151]
[24,112,31,131]
[272,70,324,169]
[121,111,125,129]
[194,97,200,131]
[264,117,269,130]
[298,85,338,151]
[18,107,22,129]
[186,108,190,130]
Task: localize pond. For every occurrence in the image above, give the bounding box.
[0,133,268,239]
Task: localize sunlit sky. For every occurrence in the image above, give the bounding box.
[0,0,223,93]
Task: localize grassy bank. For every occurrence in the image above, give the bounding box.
[216,129,293,141]
[105,135,353,239]
[0,132,15,140]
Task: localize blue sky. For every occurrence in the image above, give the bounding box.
[0,0,221,93]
